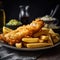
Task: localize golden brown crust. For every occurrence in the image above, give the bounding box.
[1,19,44,45]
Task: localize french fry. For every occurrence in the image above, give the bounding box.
[52,36,60,43]
[49,28,55,35]
[39,35,49,43]
[22,38,39,43]
[48,34,53,45]
[40,35,49,40]
[49,29,60,43]
[3,26,13,34]
[39,34,54,45]
[39,39,44,43]
[33,28,49,37]
[15,43,22,48]
[26,43,53,48]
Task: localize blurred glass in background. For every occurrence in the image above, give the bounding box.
[19,5,30,25]
[0,1,6,32]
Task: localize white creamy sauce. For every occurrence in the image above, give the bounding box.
[41,15,56,21]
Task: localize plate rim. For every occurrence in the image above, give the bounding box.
[1,41,60,51]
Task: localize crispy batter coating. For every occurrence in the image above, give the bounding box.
[0,19,44,45]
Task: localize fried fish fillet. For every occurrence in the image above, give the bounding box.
[1,19,44,45]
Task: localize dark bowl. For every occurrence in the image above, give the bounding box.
[5,24,22,30]
[43,18,59,26]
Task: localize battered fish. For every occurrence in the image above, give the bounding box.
[0,19,44,45]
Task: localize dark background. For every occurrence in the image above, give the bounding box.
[1,0,60,24]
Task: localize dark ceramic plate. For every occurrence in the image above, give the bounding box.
[0,41,60,51]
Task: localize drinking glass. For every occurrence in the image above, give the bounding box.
[0,9,6,32]
[19,5,29,25]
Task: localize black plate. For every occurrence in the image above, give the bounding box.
[0,41,60,51]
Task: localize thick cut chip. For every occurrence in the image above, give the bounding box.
[40,35,49,40]
[22,38,39,43]
[26,43,53,48]
[33,28,49,37]
[15,43,22,48]
[49,29,60,43]
[39,34,53,45]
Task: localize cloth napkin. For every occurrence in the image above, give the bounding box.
[0,45,43,60]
